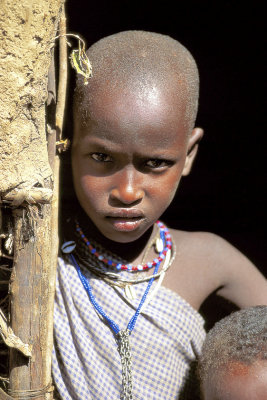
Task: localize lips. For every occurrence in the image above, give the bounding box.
[106,209,144,219]
[105,209,145,232]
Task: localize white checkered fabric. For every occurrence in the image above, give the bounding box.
[52,257,206,399]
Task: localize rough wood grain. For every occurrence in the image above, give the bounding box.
[0,1,65,398]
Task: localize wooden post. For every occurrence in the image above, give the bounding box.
[0,1,65,398]
[9,206,54,399]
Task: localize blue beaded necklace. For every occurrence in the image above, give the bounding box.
[69,222,172,399]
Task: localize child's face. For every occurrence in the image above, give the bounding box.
[203,360,267,400]
[72,84,201,243]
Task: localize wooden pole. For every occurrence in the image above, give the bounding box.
[0,1,65,398]
[9,206,54,400]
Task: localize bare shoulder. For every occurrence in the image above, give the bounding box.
[164,227,267,310]
[169,228,226,254]
[169,228,234,270]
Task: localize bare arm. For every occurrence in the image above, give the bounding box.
[213,235,267,308]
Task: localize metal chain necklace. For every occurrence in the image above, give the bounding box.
[66,224,172,400]
[117,329,133,400]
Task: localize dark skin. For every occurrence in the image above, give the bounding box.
[203,360,267,400]
[72,80,267,311]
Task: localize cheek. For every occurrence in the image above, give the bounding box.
[72,163,103,206]
[164,178,181,206]
[168,173,182,196]
[79,176,107,203]
[72,155,102,196]
[148,171,182,206]
[73,176,109,220]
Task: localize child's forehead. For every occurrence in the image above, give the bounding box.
[98,82,184,115]
[74,82,190,149]
[226,359,267,378]
[204,360,267,400]
[220,360,267,398]
[76,80,188,130]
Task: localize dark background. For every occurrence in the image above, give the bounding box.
[62,0,266,325]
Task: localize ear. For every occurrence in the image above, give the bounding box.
[182,127,204,176]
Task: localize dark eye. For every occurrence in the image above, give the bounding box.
[91,152,112,162]
[145,159,170,169]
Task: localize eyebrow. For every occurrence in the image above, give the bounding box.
[81,136,180,159]
[81,136,123,151]
[82,131,184,160]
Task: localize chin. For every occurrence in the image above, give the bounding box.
[102,228,145,244]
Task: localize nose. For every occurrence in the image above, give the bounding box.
[109,167,144,205]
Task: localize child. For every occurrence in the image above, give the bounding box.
[52,31,267,399]
[198,306,267,400]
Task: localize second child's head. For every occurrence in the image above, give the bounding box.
[72,31,203,243]
[199,306,267,400]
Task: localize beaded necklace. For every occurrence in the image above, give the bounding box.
[75,220,172,271]
[68,228,176,291]
[66,221,172,400]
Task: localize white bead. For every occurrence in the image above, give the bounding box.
[61,241,76,253]
[155,238,164,253]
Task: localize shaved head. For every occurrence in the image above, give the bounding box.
[74,30,199,132]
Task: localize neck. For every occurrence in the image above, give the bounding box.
[72,209,156,264]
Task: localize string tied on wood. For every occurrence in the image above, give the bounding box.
[1,188,53,207]
[7,381,54,399]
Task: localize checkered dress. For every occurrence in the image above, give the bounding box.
[52,257,205,399]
